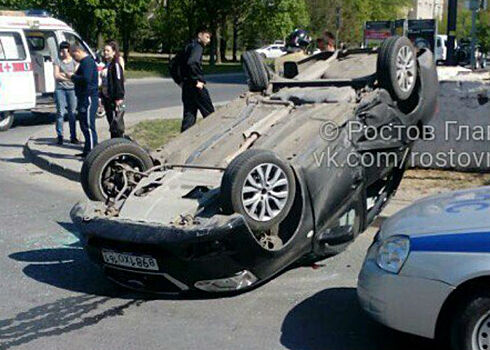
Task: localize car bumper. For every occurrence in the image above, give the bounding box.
[71,201,310,294]
[357,244,454,339]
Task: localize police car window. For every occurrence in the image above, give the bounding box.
[0,32,26,61]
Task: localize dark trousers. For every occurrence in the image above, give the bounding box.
[181,82,215,132]
[78,94,99,154]
[102,96,125,138]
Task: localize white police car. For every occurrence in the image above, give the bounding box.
[358,186,490,350]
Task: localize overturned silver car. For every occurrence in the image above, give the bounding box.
[71,36,439,294]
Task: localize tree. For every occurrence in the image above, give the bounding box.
[243,0,310,49]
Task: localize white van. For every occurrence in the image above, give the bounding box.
[0,10,97,131]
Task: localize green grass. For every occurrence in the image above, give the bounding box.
[126,56,243,79]
[128,119,182,149]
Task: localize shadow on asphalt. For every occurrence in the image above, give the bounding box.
[12,112,55,128]
[0,294,146,349]
[280,287,436,350]
[205,74,247,85]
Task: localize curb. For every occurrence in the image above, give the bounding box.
[24,102,231,182]
[23,139,81,182]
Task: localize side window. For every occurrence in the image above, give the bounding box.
[25,31,58,60]
[0,32,27,60]
[63,32,88,53]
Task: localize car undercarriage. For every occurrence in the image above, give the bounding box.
[71,36,439,294]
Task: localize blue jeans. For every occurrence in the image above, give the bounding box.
[55,88,77,140]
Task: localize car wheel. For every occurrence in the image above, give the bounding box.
[242,51,269,93]
[221,149,296,232]
[0,112,14,132]
[450,290,490,350]
[96,103,106,119]
[377,36,418,101]
[81,138,154,201]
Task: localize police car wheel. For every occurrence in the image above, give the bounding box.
[81,138,154,201]
[377,36,418,101]
[0,112,14,132]
[220,149,296,232]
[450,290,490,350]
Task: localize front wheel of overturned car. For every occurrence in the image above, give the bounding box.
[0,112,14,132]
[221,149,296,232]
[449,290,490,350]
[81,138,154,202]
[242,50,269,93]
[377,36,418,101]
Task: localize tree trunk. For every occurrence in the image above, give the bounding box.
[216,25,222,64]
[210,26,217,66]
[220,18,227,62]
[121,16,131,64]
[232,16,239,62]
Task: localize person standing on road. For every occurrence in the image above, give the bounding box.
[180,27,215,132]
[100,40,126,138]
[67,45,99,158]
[274,29,311,76]
[53,41,79,145]
[324,31,336,52]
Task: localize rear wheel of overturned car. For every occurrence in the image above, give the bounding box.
[242,50,269,93]
[377,36,418,101]
[81,138,154,202]
[449,290,490,350]
[0,112,14,132]
[221,149,296,232]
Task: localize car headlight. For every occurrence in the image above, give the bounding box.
[376,236,410,274]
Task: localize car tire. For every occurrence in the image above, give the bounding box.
[81,138,154,201]
[260,53,267,59]
[377,36,418,101]
[221,149,296,232]
[242,51,269,93]
[96,104,106,119]
[0,112,14,132]
[450,290,490,350]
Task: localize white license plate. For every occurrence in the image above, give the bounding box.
[102,250,159,271]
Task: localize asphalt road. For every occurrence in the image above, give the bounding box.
[0,75,436,350]
[125,74,247,113]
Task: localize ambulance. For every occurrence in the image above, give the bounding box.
[0,10,97,131]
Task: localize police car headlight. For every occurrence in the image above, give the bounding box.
[376,236,410,274]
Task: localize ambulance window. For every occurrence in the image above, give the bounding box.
[63,32,88,53]
[0,32,26,61]
[25,31,58,60]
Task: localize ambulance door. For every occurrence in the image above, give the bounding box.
[0,30,36,112]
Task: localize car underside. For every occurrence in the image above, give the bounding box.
[71,36,439,294]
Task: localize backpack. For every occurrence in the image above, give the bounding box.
[168,50,186,85]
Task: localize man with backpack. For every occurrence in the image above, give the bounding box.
[170,27,215,132]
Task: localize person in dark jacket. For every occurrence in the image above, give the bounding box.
[180,27,215,132]
[101,40,126,138]
[67,45,99,157]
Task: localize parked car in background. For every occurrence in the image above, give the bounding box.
[0,10,98,131]
[255,43,287,59]
[435,34,450,64]
[358,186,490,350]
[456,39,487,69]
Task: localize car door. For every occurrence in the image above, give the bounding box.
[62,31,96,59]
[0,29,36,112]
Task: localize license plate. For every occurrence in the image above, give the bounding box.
[102,250,159,271]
